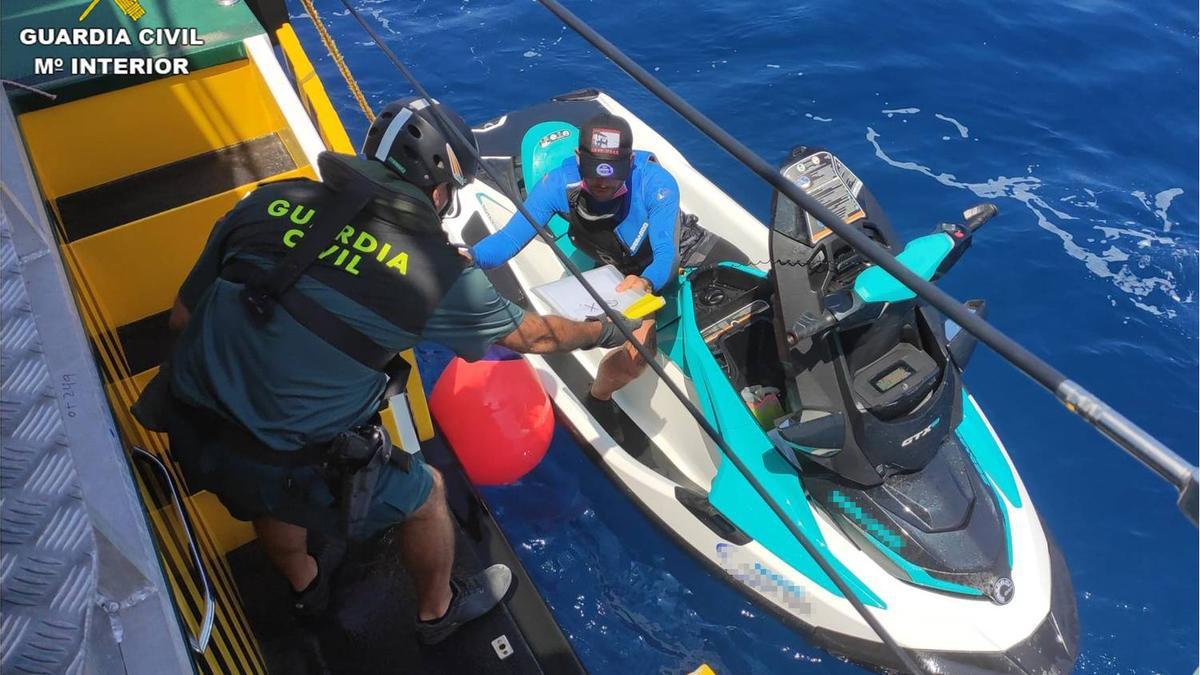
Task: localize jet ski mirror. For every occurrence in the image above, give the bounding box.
[946,299,988,369]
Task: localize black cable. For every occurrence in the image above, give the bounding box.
[537,0,1198,526]
[332,1,929,672]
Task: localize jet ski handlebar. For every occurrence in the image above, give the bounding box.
[789,203,998,346]
[788,310,839,343]
[787,286,878,344]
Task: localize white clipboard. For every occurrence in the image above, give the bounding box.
[531,265,647,322]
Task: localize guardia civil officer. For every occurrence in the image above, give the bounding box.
[162,98,633,644]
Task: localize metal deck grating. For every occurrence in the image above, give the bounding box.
[0,214,98,675]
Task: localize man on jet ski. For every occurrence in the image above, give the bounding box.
[470,113,711,435]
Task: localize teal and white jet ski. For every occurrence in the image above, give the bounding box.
[441,90,1079,674]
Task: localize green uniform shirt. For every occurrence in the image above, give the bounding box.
[170,155,524,450]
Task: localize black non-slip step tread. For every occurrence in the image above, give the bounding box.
[114,309,172,379]
[57,133,297,242]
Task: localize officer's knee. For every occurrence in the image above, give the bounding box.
[410,466,445,520]
[426,466,445,496]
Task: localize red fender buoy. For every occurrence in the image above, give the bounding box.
[429,352,554,486]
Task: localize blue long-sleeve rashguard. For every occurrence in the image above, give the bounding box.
[471,151,681,291]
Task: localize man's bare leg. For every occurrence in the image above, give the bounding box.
[254,517,317,592]
[590,319,656,400]
[397,467,455,621]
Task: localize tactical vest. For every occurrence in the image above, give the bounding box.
[217,152,466,380]
[564,184,652,277]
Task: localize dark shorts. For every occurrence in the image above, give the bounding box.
[166,398,433,539]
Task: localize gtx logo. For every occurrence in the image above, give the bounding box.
[901,417,941,447]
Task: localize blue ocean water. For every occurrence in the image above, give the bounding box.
[290,1,1198,672]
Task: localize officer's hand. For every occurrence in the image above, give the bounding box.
[455,245,474,264]
[593,313,642,349]
[616,274,652,294]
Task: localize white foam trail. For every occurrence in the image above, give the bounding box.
[1153,189,1184,233]
[934,113,969,138]
[359,2,396,34]
[1060,189,1099,210]
[1093,225,1174,247]
[1133,188,1185,233]
[1100,246,1129,262]
[865,127,1188,319]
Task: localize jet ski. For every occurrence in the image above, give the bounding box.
[441,89,1079,673]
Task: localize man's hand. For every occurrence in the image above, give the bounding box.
[455,245,474,264]
[616,274,652,294]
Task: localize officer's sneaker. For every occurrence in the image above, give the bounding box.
[291,537,346,618]
[291,563,332,618]
[416,564,513,645]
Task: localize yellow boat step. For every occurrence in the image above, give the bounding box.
[108,368,255,555]
[17,59,295,201]
[66,164,315,333]
[56,133,296,243]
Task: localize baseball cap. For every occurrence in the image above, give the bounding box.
[578,112,633,181]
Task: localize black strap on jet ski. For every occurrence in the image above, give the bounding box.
[223,183,412,397]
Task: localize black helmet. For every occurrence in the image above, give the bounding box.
[362,97,478,189]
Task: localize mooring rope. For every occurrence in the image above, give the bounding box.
[298,0,375,122]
